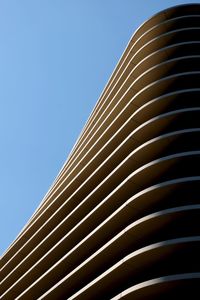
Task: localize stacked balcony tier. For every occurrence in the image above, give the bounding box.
[1,4,200,299]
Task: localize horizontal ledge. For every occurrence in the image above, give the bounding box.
[111,272,200,300]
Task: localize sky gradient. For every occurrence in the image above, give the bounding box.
[0,0,199,255]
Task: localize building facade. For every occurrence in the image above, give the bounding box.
[1,4,200,299]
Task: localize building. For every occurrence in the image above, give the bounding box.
[1,3,200,299]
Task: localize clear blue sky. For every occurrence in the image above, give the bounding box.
[0,0,198,255]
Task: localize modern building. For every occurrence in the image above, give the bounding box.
[1,3,200,299]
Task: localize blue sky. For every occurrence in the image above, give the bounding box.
[0,0,199,255]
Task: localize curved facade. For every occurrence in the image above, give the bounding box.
[1,4,200,299]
